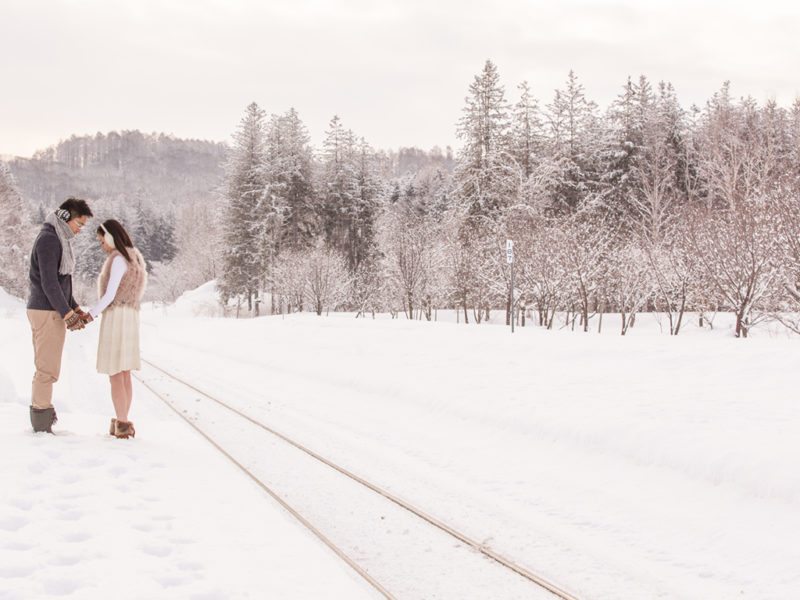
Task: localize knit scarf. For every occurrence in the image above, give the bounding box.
[44,211,76,276]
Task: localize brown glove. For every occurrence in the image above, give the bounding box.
[75,307,93,324]
[64,310,85,331]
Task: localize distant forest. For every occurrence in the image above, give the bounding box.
[3,59,800,337]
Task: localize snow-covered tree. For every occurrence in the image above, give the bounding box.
[562,213,615,331]
[627,83,687,244]
[605,240,653,335]
[507,214,570,329]
[644,216,696,335]
[378,205,442,319]
[148,202,222,302]
[510,81,543,179]
[265,108,316,250]
[453,60,518,219]
[544,70,602,213]
[687,201,779,338]
[305,242,351,315]
[600,76,649,220]
[0,163,32,298]
[693,83,785,210]
[271,249,309,313]
[219,102,268,311]
[319,116,380,272]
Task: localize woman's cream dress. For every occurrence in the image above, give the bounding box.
[96,304,141,375]
[89,250,146,375]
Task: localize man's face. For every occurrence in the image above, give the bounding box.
[67,215,89,235]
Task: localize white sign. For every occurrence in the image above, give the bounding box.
[506,239,514,264]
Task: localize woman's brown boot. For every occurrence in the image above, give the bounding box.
[114,420,135,439]
[109,418,116,435]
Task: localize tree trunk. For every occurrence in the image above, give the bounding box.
[674,295,686,335]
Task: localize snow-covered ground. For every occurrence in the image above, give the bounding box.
[3,281,800,599]
[0,290,373,600]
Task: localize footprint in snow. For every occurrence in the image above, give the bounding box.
[58,473,81,485]
[0,540,34,552]
[141,543,173,557]
[26,461,49,474]
[48,555,82,567]
[0,515,28,532]
[0,564,36,578]
[177,561,204,573]
[61,531,91,543]
[41,578,83,596]
[168,536,196,545]
[55,509,84,521]
[8,497,34,511]
[155,574,190,588]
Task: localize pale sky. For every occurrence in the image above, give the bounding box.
[1,0,798,157]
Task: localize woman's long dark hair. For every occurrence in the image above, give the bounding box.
[97,219,134,262]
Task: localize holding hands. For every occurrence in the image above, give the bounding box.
[64,308,94,332]
[76,307,93,324]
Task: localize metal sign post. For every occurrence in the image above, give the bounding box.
[506,239,514,333]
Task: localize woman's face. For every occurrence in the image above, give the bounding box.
[97,233,114,253]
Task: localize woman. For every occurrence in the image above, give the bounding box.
[84,219,147,439]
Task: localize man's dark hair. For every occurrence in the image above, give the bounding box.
[59,197,93,220]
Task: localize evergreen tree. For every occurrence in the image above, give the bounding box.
[133,202,154,269]
[352,136,381,270]
[219,102,268,310]
[510,80,543,179]
[789,99,800,189]
[544,70,602,213]
[600,75,650,219]
[151,213,178,263]
[265,108,316,250]
[453,60,517,219]
[0,163,32,298]
[319,116,378,272]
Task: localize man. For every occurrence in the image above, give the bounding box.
[27,197,93,433]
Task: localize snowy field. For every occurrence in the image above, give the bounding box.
[2,282,800,599]
[0,289,372,600]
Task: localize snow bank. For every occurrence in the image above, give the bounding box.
[0,286,24,317]
[147,280,225,318]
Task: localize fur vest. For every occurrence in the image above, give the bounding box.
[98,248,148,311]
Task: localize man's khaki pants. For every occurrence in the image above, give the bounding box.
[27,309,66,409]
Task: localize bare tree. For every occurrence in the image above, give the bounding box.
[606,240,653,335]
[687,201,779,338]
[379,207,437,319]
[771,191,800,333]
[305,243,351,316]
[271,249,308,313]
[562,214,614,332]
[644,218,696,335]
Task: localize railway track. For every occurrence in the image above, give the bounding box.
[134,358,580,600]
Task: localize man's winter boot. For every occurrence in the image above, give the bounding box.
[30,406,57,434]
